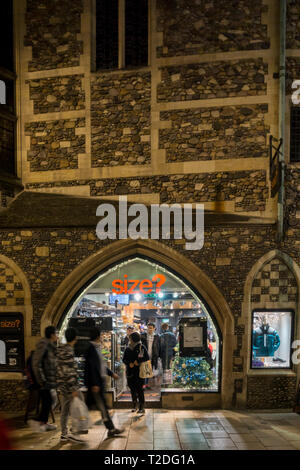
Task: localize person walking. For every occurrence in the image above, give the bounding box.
[141,322,160,389]
[28,325,58,432]
[84,327,124,437]
[123,332,149,414]
[160,323,177,371]
[56,327,85,444]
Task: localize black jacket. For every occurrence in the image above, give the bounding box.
[32,338,57,389]
[141,333,160,369]
[84,342,113,391]
[123,343,149,379]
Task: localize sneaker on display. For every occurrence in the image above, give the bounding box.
[107,427,125,437]
[137,409,145,415]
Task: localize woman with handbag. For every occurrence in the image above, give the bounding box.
[123,332,150,414]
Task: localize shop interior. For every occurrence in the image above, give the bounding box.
[59,258,220,405]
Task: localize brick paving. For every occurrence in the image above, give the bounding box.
[7,409,300,450]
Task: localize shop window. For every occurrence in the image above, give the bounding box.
[0,340,6,364]
[251,310,294,369]
[0,80,5,105]
[59,257,221,399]
[290,106,300,162]
[96,0,149,70]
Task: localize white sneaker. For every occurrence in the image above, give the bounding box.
[45,423,57,431]
[62,434,85,444]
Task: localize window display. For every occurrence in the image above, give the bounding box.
[0,313,24,371]
[251,310,294,369]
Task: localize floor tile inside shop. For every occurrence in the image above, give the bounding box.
[7,409,300,450]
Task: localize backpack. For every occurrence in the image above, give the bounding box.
[24,352,40,390]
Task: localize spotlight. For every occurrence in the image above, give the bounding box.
[173,292,178,298]
[134,294,142,301]
[158,292,164,299]
[105,292,109,296]
[112,292,116,296]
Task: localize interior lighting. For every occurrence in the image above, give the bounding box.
[134,293,142,301]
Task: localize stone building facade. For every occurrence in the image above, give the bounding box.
[0,0,300,411]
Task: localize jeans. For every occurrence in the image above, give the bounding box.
[60,390,84,436]
[127,377,145,409]
[92,389,114,430]
[37,389,52,424]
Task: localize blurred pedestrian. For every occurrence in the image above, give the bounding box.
[84,327,124,437]
[57,327,85,444]
[28,325,58,432]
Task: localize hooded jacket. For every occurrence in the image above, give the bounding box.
[56,343,79,394]
[32,338,57,389]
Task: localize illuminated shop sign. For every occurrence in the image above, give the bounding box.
[112,274,166,295]
[0,313,25,371]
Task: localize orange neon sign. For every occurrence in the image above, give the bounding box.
[0,319,21,328]
[112,274,166,295]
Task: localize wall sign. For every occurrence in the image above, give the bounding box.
[179,317,207,357]
[0,313,25,371]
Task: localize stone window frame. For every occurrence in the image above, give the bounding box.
[91,0,151,72]
[250,308,295,371]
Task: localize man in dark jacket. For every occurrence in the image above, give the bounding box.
[57,327,85,444]
[84,327,124,437]
[160,323,177,370]
[141,322,160,389]
[29,325,58,432]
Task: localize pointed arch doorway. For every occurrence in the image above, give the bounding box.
[42,240,234,409]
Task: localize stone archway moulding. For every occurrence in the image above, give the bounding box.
[241,249,300,407]
[42,239,235,408]
[0,254,33,360]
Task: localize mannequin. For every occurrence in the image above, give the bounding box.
[252,315,280,358]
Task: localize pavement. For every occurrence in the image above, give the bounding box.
[6,409,300,450]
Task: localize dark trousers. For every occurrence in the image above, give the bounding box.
[91,388,114,431]
[127,377,145,409]
[37,389,52,424]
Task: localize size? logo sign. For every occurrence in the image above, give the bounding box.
[112,274,166,295]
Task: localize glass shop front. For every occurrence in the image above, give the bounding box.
[58,257,221,406]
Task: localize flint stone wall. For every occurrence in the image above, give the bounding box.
[25,119,85,171]
[91,71,151,167]
[24,0,84,72]
[160,104,269,162]
[158,60,268,103]
[247,376,297,409]
[25,170,268,212]
[156,0,269,57]
[27,75,85,114]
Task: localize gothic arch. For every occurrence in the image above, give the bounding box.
[242,250,300,399]
[41,238,235,408]
[0,254,33,357]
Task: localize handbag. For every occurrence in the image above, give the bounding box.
[138,345,153,379]
[70,396,91,434]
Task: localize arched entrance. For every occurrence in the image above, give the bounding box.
[42,239,235,408]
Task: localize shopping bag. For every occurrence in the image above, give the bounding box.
[162,369,173,385]
[139,360,153,379]
[70,396,91,434]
